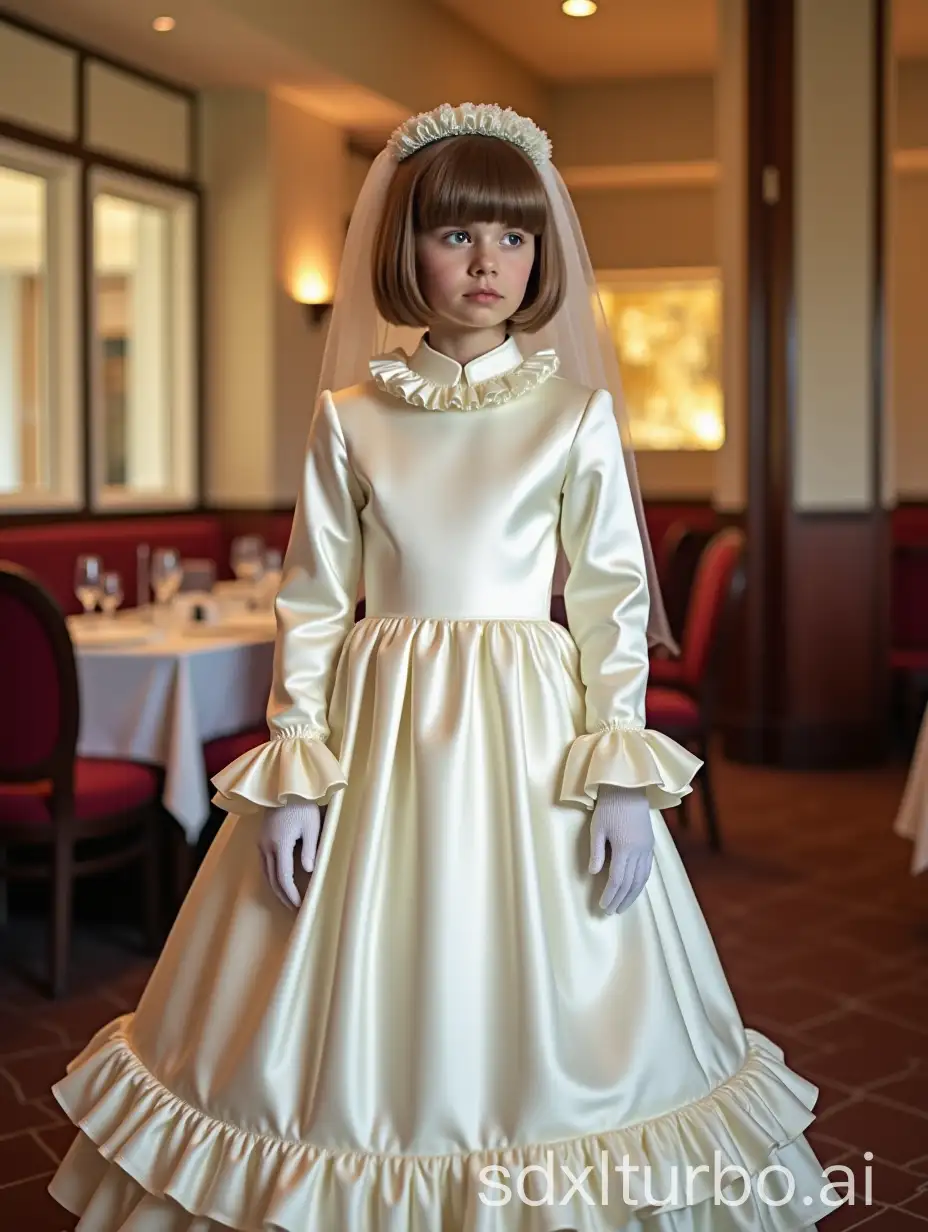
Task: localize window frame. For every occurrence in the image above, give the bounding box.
[0,12,201,521]
[0,137,82,512]
[87,167,198,512]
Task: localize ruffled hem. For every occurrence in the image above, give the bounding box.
[49,1018,833,1232]
[561,724,702,811]
[369,347,560,411]
[210,730,347,813]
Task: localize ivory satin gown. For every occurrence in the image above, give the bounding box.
[49,336,838,1231]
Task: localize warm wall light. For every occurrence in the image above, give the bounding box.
[561,0,597,14]
[152,16,176,31]
[293,271,333,326]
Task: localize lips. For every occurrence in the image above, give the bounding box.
[466,290,503,302]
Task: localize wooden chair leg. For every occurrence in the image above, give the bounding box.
[696,736,723,853]
[142,812,163,954]
[50,829,75,999]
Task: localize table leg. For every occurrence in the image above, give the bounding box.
[172,828,198,906]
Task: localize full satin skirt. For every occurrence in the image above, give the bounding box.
[49,617,838,1230]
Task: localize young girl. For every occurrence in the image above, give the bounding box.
[50,103,837,1230]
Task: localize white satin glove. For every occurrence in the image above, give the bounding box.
[258,801,321,909]
[589,784,654,915]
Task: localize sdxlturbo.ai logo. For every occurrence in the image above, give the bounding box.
[478,1151,872,1212]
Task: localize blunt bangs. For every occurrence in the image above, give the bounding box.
[413,135,548,234]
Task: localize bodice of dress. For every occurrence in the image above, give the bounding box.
[334,335,585,621]
[211,331,702,822]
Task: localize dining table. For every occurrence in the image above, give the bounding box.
[69,606,276,845]
[894,699,928,875]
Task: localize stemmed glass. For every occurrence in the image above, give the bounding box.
[230,536,266,584]
[74,555,103,615]
[151,548,183,607]
[100,571,124,618]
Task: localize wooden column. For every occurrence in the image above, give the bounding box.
[723,0,891,769]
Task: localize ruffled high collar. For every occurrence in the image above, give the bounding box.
[369,335,559,411]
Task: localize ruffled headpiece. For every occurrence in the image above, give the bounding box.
[386,102,553,169]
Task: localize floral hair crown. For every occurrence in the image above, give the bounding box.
[386,102,553,169]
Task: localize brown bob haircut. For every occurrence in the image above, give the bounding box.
[372,135,567,333]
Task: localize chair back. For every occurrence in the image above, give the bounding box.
[678,528,746,692]
[661,523,717,644]
[0,562,78,790]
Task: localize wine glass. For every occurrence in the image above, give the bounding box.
[74,555,103,615]
[151,547,183,606]
[230,536,266,584]
[100,571,124,617]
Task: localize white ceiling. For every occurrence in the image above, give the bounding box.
[433,0,717,82]
[0,0,405,130]
[2,0,927,121]
[434,0,928,83]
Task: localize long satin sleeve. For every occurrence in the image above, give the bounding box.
[211,392,363,814]
[557,389,702,811]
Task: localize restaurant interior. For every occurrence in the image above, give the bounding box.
[1,0,928,1227]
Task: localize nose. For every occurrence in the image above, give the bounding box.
[469,239,497,277]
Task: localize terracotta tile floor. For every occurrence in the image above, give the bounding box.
[1,752,927,1230]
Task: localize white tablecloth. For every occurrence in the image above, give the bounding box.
[894,701,928,874]
[72,616,275,843]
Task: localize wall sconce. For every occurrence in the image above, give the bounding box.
[301,301,332,326]
[294,272,333,327]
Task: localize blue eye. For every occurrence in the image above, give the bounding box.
[444,231,470,245]
[502,233,525,247]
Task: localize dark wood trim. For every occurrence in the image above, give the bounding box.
[0,7,197,102]
[725,720,881,771]
[724,0,892,769]
[0,506,297,530]
[792,509,885,523]
[0,117,200,190]
[743,0,794,762]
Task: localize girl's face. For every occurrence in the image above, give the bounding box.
[415,221,536,333]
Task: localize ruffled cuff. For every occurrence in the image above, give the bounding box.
[560,721,702,811]
[210,726,348,814]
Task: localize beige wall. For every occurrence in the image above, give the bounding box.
[550,77,715,167]
[890,169,928,498]
[202,89,351,506]
[550,76,719,499]
[201,90,275,506]
[214,0,544,122]
[890,61,928,498]
[550,74,716,272]
[794,0,875,511]
[271,97,345,499]
[573,185,716,270]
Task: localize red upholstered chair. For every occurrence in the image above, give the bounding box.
[645,528,747,850]
[0,563,162,997]
[203,726,270,780]
[657,522,717,649]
